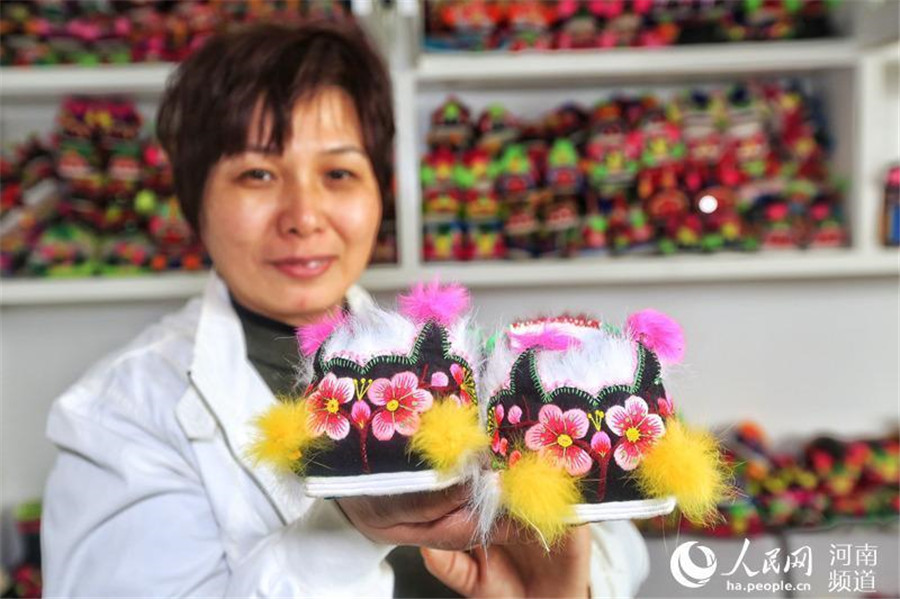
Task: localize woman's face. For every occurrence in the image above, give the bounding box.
[201,87,382,326]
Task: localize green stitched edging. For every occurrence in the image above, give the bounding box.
[488,342,652,409]
[315,321,477,400]
[487,350,537,408]
[595,343,648,403]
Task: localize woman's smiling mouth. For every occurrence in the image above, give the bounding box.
[270,256,336,279]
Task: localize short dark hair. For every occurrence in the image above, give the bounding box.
[156,21,394,232]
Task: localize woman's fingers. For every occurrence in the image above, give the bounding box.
[337,484,470,528]
[423,546,526,598]
[421,548,480,596]
[389,484,472,525]
[387,504,480,549]
[487,516,538,546]
[336,485,482,549]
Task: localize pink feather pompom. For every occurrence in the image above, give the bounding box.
[508,325,580,353]
[398,280,470,326]
[625,309,685,364]
[296,310,347,357]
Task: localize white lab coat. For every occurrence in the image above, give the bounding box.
[42,272,650,598]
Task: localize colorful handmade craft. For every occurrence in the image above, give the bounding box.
[883,164,900,247]
[0,0,351,67]
[420,81,847,262]
[475,310,729,544]
[247,280,742,547]
[249,281,488,497]
[638,421,900,538]
[24,221,98,277]
[422,0,838,53]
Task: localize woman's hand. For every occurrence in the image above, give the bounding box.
[420,523,592,598]
[336,484,480,550]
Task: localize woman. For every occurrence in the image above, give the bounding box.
[41,21,649,598]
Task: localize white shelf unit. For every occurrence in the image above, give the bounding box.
[0,63,175,97]
[404,41,899,281]
[415,39,860,83]
[1,20,899,306]
[3,249,897,306]
[856,38,900,256]
[0,265,412,306]
[415,249,900,287]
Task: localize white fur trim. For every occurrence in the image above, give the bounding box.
[447,314,484,379]
[482,319,646,402]
[317,294,480,372]
[481,332,518,412]
[469,467,502,544]
[535,331,637,396]
[321,305,420,366]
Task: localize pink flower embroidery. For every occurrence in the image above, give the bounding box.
[307,373,355,440]
[367,372,434,441]
[524,405,592,476]
[591,431,611,457]
[450,363,476,405]
[430,371,449,387]
[605,396,665,471]
[490,404,509,455]
[448,394,466,407]
[492,434,509,456]
[351,400,371,430]
[658,396,674,418]
[507,405,523,424]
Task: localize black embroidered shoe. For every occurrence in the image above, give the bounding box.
[250,281,488,498]
[477,311,727,543]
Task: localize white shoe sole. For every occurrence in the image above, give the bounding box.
[305,470,463,497]
[569,496,677,522]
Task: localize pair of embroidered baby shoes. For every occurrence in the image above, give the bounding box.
[250,281,728,543]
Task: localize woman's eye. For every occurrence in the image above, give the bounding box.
[239,168,274,182]
[326,169,355,182]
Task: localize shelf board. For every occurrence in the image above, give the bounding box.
[419,249,900,288]
[0,265,408,306]
[0,40,859,97]
[0,270,207,306]
[416,39,859,84]
[0,63,176,97]
[2,251,897,305]
[872,39,900,64]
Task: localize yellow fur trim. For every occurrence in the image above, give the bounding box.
[636,418,731,526]
[248,398,324,473]
[410,399,490,474]
[500,451,581,547]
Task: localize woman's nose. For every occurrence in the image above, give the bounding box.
[278,178,324,238]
